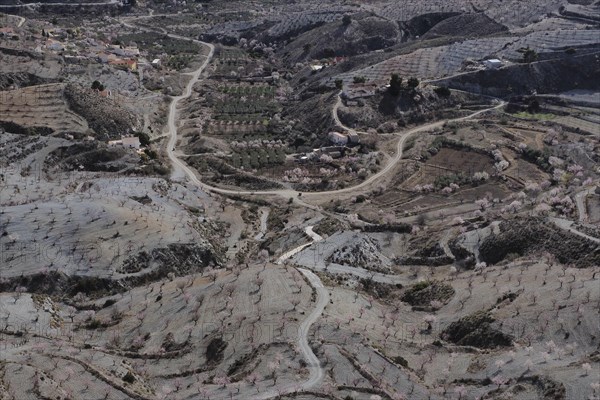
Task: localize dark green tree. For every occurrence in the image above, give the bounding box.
[335,79,343,90]
[134,132,151,147]
[342,15,352,26]
[521,47,538,63]
[407,77,420,90]
[434,86,451,97]
[388,73,402,96]
[91,80,104,91]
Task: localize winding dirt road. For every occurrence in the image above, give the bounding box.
[251,267,329,400]
[153,32,504,205]
[313,98,505,199]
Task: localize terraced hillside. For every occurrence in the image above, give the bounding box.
[334,29,600,84]
[0,84,88,135]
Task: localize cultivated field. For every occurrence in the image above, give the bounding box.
[0,84,88,134]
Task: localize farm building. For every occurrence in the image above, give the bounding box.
[483,59,503,69]
[347,132,360,144]
[328,131,348,145]
[108,58,137,72]
[108,136,141,149]
[342,83,378,100]
[320,146,346,159]
[151,58,162,68]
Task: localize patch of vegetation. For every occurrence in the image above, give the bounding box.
[231,147,286,170]
[442,310,513,349]
[122,371,135,384]
[133,131,151,147]
[480,218,600,267]
[429,136,474,152]
[393,355,409,368]
[401,280,455,306]
[359,223,411,233]
[434,86,451,97]
[206,337,227,364]
[359,278,399,299]
[518,47,538,63]
[434,172,472,189]
[313,218,345,237]
[91,80,105,91]
[388,73,402,96]
[513,112,555,121]
[520,147,551,171]
[267,207,290,231]
[166,54,195,70]
[117,31,201,60]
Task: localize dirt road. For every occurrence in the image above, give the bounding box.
[251,267,329,399]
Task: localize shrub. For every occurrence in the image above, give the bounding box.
[122,371,136,384]
[134,131,150,147]
[84,319,102,330]
[102,299,116,308]
[91,80,104,91]
[393,355,409,368]
[413,281,431,291]
[519,47,538,63]
[434,86,451,97]
[388,73,402,96]
[407,77,420,90]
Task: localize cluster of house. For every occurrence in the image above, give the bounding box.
[35,29,142,72]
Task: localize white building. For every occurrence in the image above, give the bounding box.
[483,59,503,69]
[328,131,348,145]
